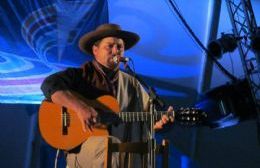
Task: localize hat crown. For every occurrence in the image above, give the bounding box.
[96,23,122,32]
[79,23,139,55]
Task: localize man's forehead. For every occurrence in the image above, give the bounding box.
[101,37,124,44]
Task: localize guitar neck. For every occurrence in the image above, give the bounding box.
[118,111,171,122]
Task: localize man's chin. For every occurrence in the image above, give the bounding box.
[106,63,119,70]
[111,64,119,70]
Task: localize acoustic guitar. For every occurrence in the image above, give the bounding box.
[38,95,206,150]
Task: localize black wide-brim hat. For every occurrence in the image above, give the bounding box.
[79,23,140,55]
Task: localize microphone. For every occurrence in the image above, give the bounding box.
[119,57,129,63]
[113,56,129,64]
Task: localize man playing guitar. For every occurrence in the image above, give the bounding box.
[41,23,174,168]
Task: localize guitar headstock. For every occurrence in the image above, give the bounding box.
[175,107,207,125]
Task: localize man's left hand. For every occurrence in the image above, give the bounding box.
[154,106,174,130]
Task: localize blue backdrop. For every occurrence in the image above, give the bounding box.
[0,0,207,106]
[0,0,108,103]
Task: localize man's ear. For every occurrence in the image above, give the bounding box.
[92,45,98,56]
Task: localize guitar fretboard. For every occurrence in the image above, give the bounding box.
[118,111,171,122]
[117,108,205,124]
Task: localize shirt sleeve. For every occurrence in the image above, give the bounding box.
[40,68,83,100]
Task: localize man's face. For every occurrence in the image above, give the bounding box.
[92,37,125,69]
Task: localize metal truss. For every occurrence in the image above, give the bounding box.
[225,0,260,110]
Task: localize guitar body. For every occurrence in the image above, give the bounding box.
[38,95,120,150]
[39,94,206,150]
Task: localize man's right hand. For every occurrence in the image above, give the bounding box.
[51,90,98,132]
[75,103,98,132]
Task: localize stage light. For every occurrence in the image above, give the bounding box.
[207,33,242,58]
[251,27,260,52]
[196,79,257,129]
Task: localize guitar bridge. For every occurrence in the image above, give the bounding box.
[62,107,70,135]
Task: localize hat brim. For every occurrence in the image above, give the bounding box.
[79,29,140,55]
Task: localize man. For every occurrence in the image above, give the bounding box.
[41,23,173,168]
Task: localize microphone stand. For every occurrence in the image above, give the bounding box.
[123,62,165,168]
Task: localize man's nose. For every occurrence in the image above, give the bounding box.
[112,46,121,54]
